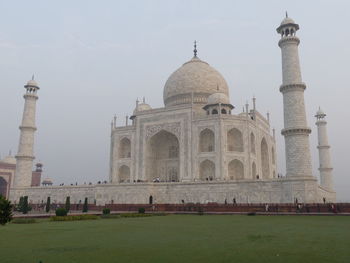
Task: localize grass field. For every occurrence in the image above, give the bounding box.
[1,215,349,263]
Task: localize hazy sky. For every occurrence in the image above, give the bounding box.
[1,0,349,201]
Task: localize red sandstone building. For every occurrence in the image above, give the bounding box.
[0,154,42,198]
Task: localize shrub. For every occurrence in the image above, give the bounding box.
[197,207,204,215]
[83,198,88,213]
[50,215,98,221]
[100,214,120,219]
[138,207,145,214]
[102,208,110,215]
[247,212,256,216]
[120,213,152,218]
[46,197,51,213]
[65,196,70,212]
[56,208,68,216]
[17,196,31,214]
[0,195,13,225]
[11,218,36,224]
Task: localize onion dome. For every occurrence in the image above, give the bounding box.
[25,77,39,89]
[315,107,326,119]
[42,178,53,185]
[0,155,16,165]
[276,13,299,33]
[163,42,229,107]
[280,17,295,26]
[207,92,230,105]
[203,92,234,111]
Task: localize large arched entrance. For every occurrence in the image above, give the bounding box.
[146,130,179,182]
[0,177,8,197]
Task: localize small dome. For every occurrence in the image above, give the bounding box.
[133,102,152,115]
[280,17,295,26]
[25,79,39,88]
[163,56,229,107]
[42,178,53,185]
[0,155,16,165]
[315,107,326,118]
[207,92,230,105]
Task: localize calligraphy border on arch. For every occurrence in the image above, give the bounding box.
[145,122,181,140]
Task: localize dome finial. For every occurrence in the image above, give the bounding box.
[193,40,197,58]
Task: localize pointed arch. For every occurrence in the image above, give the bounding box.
[250,133,256,154]
[261,138,270,179]
[227,128,244,152]
[228,159,244,180]
[252,162,257,179]
[271,146,275,164]
[146,130,179,182]
[118,165,130,183]
[199,128,215,152]
[119,137,131,158]
[0,177,8,198]
[199,160,215,181]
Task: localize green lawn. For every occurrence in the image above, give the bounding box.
[1,215,349,263]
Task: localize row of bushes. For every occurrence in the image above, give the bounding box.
[11,218,36,224]
[50,215,99,221]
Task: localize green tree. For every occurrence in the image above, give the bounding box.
[65,196,70,213]
[83,197,88,213]
[22,196,29,214]
[46,197,51,213]
[0,195,13,225]
[17,196,24,211]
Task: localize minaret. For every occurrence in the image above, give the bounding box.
[315,108,334,190]
[277,14,313,178]
[14,77,40,188]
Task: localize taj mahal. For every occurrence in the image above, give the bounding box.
[1,15,336,205]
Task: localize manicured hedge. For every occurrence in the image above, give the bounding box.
[50,215,99,221]
[11,218,36,224]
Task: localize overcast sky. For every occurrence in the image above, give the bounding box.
[1,0,349,201]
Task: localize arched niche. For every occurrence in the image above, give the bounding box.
[261,138,270,179]
[272,147,275,164]
[118,165,130,183]
[199,160,215,181]
[227,128,244,152]
[119,138,131,158]
[228,159,244,180]
[0,177,8,197]
[250,133,256,154]
[146,130,179,182]
[199,128,215,152]
[252,162,257,179]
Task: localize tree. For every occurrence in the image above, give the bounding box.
[83,197,88,213]
[0,195,13,225]
[22,196,29,214]
[17,196,29,214]
[46,197,51,213]
[65,196,70,213]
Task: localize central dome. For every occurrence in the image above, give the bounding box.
[163,56,229,107]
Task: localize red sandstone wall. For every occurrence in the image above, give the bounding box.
[31,171,41,187]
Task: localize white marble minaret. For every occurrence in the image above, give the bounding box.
[14,78,39,188]
[315,108,334,190]
[277,14,313,178]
